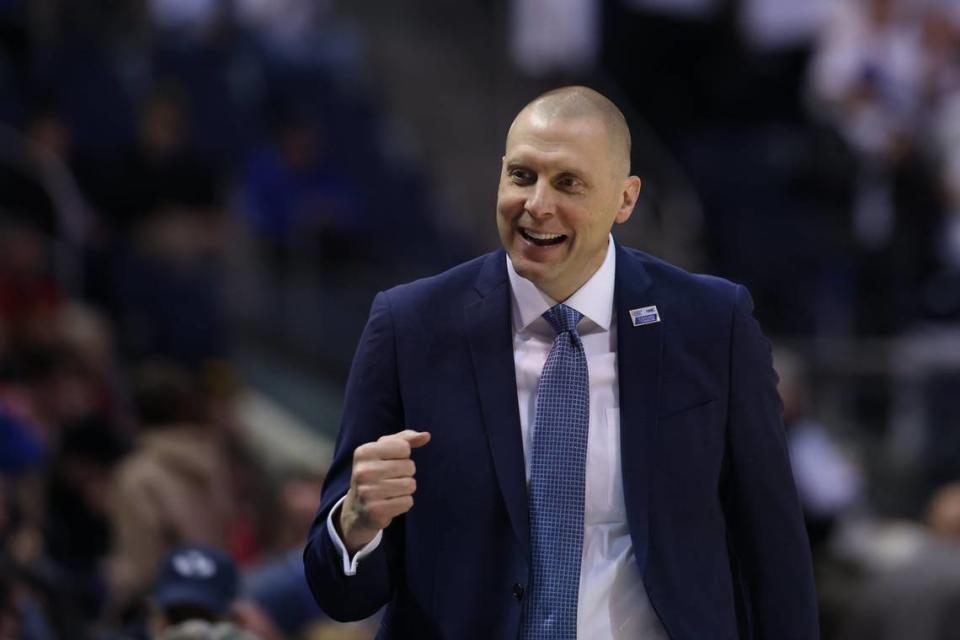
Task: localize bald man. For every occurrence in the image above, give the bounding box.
[304,87,818,639]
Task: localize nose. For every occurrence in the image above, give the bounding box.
[524,180,554,219]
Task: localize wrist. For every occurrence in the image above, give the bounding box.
[336,497,380,555]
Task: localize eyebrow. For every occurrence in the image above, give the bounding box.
[505,160,587,178]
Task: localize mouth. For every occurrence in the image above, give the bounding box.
[519,228,567,247]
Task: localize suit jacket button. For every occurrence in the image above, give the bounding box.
[512,583,524,601]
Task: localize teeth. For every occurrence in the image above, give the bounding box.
[525,230,564,240]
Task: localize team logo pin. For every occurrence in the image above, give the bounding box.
[629,305,661,327]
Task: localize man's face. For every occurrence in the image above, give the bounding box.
[496,110,638,301]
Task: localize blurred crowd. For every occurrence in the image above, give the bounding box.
[599,1,960,638]
[1,0,959,638]
[603,0,960,338]
[0,0,425,637]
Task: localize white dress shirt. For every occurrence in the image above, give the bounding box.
[507,236,666,639]
[328,236,667,638]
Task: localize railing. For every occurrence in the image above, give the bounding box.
[778,328,960,516]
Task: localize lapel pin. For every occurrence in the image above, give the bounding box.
[629,305,661,327]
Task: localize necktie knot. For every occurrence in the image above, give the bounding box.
[543,304,583,337]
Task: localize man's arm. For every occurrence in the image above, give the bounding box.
[303,291,409,621]
[722,285,819,639]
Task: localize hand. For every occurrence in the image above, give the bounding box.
[337,429,431,554]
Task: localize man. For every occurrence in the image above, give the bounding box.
[149,545,263,640]
[304,86,818,639]
[841,484,960,640]
[109,362,233,609]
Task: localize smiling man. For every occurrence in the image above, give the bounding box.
[498,91,639,303]
[304,86,818,640]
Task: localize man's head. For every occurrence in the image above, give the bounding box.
[152,545,239,627]
[496,86,641,301]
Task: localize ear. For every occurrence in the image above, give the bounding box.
[614,176,642,224]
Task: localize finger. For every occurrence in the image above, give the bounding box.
[353,459,415,485]
[366,496,415,521]
[357,477,417,502]
[398,430,431,449]
[371,436,414,460]
[375,459,416,478]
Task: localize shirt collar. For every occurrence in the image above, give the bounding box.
[506,234,616,335]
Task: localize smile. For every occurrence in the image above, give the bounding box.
[520,228,567,246]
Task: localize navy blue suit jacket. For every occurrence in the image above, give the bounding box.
[304,244,818,639]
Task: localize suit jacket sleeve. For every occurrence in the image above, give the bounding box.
[723,285,819,639]
[303,291,404,621]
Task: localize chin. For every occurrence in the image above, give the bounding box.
[510,255,550,285]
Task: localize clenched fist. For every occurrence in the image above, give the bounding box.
[337,429,431,554]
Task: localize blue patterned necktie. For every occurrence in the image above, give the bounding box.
[522,303,589,640]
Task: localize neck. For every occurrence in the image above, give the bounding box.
[542,245,609,302]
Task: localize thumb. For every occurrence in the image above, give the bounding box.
[396,429,431,449]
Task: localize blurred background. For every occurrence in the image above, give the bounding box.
[1,0,960,638]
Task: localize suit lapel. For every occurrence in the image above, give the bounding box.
[614,243,661,573]
[464,251,530,551]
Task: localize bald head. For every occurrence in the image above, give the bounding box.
[508,86,632,176]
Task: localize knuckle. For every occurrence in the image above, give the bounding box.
[354,443,373,462]
[353,467,372,485]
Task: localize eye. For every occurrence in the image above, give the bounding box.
[508,168,534,185]
[556,175,582,191]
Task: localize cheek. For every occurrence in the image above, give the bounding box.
[496,178,514,202]
[559,206,593,236]
[496,194,524,218]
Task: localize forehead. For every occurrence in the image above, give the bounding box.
[504,112,611,170]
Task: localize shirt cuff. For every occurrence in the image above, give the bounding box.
[325,494,384,576]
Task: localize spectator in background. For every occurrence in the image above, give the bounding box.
[0,393,47,478]
[0,223,63,348]
[776,348,863,550]
[809,0,923,168]
[918,4,960,280]
[0,568,18,640]
[240,111,364,271]
[76,83,231,369]
[0,470,57,640]
[112,84,221,237]
[840,483,960,640]
[119,85,228,366]
[808,0,945,333]
[243,474,331,637]
[233,0,366,88]
[148,545,263,640]
[43,416,128,624]
[73,81,219,241]
[108,362,234,612]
